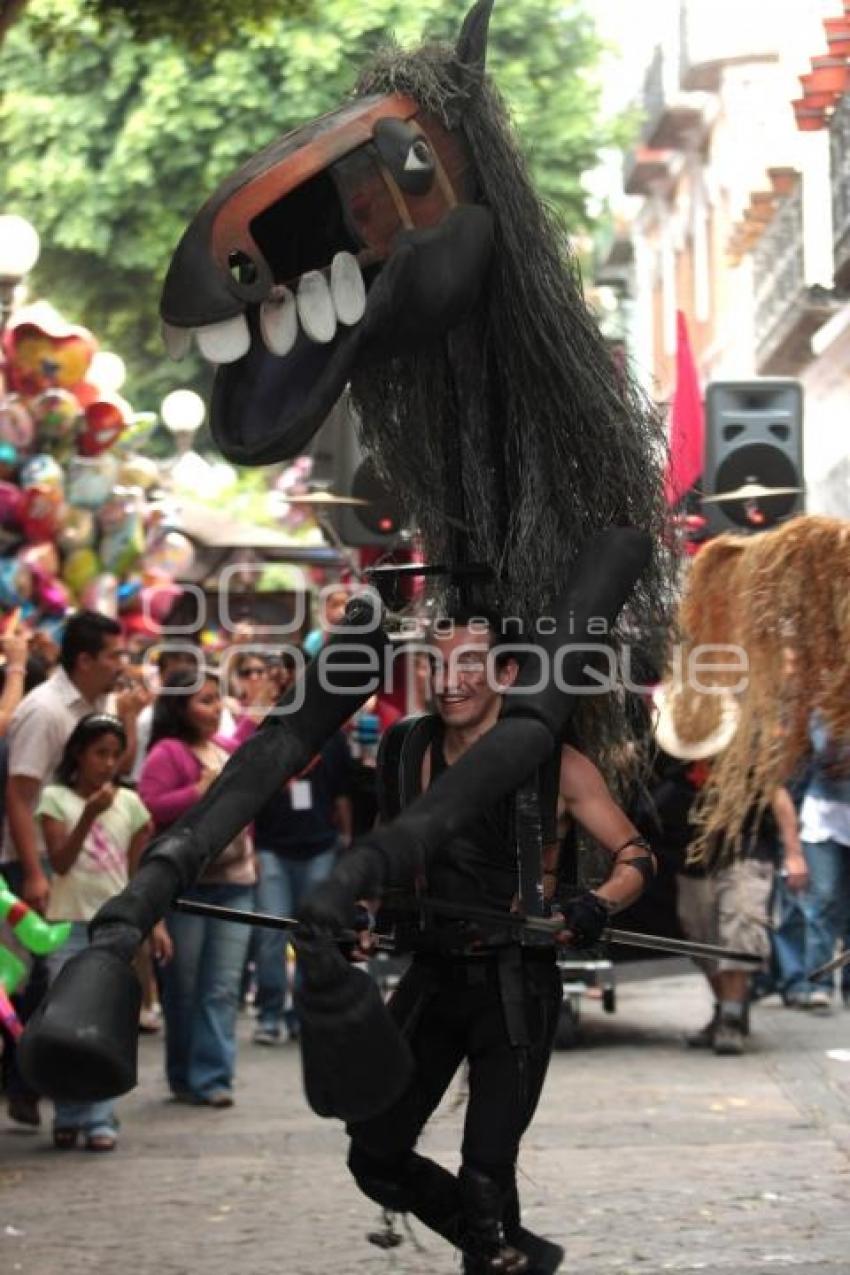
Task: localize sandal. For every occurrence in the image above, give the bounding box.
[85,1132,117,1152]
[53,1128,80,1149]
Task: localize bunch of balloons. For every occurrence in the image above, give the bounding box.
[0,302,195,635]
[0,882,70,1040]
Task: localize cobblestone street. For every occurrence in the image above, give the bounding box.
[3,967,850,1275]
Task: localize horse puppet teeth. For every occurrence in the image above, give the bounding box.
[195,313,251,364]
[296,271,338,344]
[330,252,367,326]
[260,288,298,357]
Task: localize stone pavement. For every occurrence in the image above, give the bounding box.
[3,967,850,1275]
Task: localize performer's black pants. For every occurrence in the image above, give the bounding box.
[347,947,561,1246]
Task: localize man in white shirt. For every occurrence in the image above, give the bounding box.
[2,612,127,914]
[1,611,126,1127]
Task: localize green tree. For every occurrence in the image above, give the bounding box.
[0,0,613,411]
[0,0,312,51]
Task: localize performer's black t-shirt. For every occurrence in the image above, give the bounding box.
[424,727,517,915]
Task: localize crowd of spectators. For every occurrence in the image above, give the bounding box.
[1,602,849,1150]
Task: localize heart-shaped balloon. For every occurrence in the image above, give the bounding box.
[78,395,130,456]
[4,302,96,397]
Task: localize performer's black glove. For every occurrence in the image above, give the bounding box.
[554,890,611,947]
[296,840,385,937]
[297,877,354,936]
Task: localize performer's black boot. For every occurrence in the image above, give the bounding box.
[349,1145,465,1246]
[502,1181,565,1275]
[459,1166,529,1274]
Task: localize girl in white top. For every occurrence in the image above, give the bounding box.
[37,713,171,1150]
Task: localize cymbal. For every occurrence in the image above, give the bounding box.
[281,491,370,507]
[702,483,803,504]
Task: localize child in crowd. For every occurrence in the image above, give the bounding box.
[38,713,169,1150]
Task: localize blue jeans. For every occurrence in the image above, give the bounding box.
[48,922,117,1136]
[769,874,808,998]
[161,882,254,1099]
[799,838,850,991]
[254,848,336,1034]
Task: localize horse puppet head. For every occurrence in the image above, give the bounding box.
[160,2,496,467]
[161,0,674,764]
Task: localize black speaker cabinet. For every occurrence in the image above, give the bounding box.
[309,393,402,547]
[703,379,804,535]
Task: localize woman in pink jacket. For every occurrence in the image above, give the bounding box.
[139,669,255,1108]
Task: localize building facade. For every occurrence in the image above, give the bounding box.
[601,0,849,516]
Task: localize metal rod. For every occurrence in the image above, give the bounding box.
[602,926,761,965]
[808,948,850,982]
[174,897,762,965]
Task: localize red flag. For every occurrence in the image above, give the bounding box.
[665,310,704,506]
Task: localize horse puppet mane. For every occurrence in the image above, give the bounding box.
[351,38,675,773]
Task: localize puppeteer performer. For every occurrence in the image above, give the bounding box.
[19,4,675,1273]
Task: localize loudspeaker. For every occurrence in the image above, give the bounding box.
[309,393,403,546]
[703,379,804,535]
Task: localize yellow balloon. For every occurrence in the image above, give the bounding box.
[62,547,101,597]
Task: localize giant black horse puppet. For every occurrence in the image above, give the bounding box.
[20,0,672,1258]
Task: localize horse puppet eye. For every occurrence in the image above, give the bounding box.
[405,138,433,171]
[372,118,436,196]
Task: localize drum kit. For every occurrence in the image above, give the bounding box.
[283,490,370,507]
[701,482,802,505]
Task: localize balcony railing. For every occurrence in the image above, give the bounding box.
[831,95,850,288]
[753,187,834,374]
[640,43,708,150]
[622,146,672,197]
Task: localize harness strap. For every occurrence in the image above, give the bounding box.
[496,946,531,1048]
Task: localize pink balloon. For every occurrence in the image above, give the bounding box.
[33,572,70,615]
[141,580,182,624]
[0,481,26,528]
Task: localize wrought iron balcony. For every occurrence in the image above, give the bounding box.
[622,146,672,197]
[640,44,708,150]
[753,187,834,375]
[830,94,850,288]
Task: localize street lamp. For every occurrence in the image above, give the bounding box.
[160,388,205,451]
[0,214,40,336]
[160,388,208,491]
